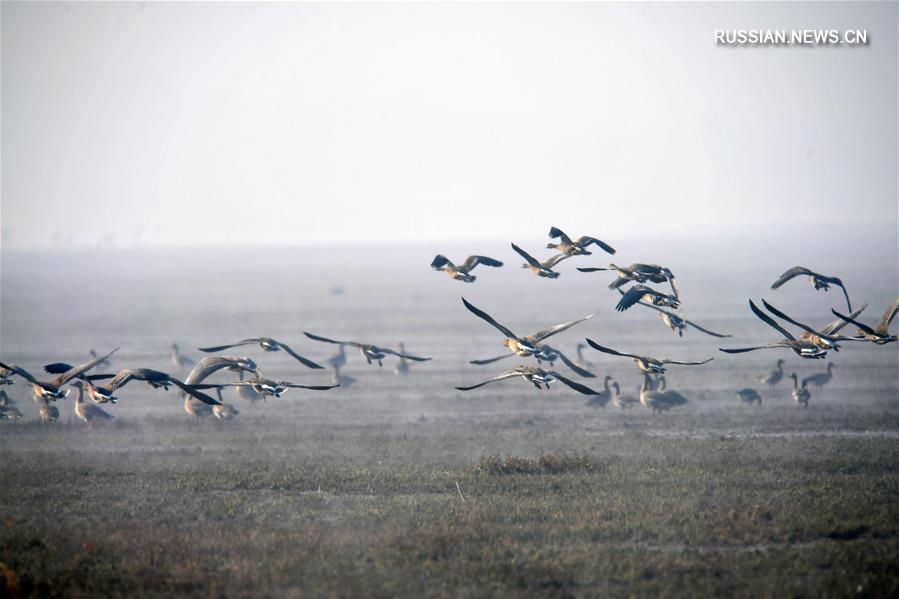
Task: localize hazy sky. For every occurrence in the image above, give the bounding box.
[2,1,896,249]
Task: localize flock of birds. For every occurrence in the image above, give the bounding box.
[1,226,896,425]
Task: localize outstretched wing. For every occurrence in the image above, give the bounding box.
[461,297,517,339]
[830,308,876,336]
[531,314,593,342]
[749,300,795,340]
[659,358,714,367]
[829,278,852,311]
[820,304,867,335]
[198,339,261,353]
[277,341,324,369]
[577,266,614,273]
[575,236,616,255]
[719,343,789,354]
[771,266,815,290]
[875,298,899,334]
[0,362,38,385]
[761,300,822,338]
[684,319,732,338]
[51,348,119,387]
[430,255,453,270]
[379,347,432,361]
[511,243,542,268]
[553,351,596,378]
[469,353,515,366]
[549,372,600,395]
[548,226,573,245]
[459,255,503,273]
[170,378,222,405]
[542,253,571,269]
[455,370,524,391]
[616,286,654,312]
[304,332,356,347]
[281,383,339,390]
[584,339,642,360]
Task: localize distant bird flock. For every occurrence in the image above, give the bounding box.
[1,226,896,425]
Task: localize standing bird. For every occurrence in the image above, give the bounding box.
[212,389,240,420]
[171,343,195,369]
[72,381,115,428]
[585,339,713,374]
[756,359,785,386]
[0,349,117,402]
[771,266,852,311]
[585,375,613,408]
[803,363,835,388]
[736,388,762,406]
[831,298,899,345]
[511,243,570,278]
[394,343,411,376]
[38,398,59,424]
[611,381,639,409]
[639,374,688,413]
[455,366,599,395]
[331,363,358,389]
[199,337,323,370]
[0,365,16,386]
[574,343,595,371]
[0,405,23,421]
[0,390,10,406]
[718,300,829,359]
[789,373,811,408]
[462,297,593,358]
[304,333,432,367]
[430,255,503,282]
[546,227,616,256]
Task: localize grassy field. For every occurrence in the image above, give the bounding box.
[2,393,898,598]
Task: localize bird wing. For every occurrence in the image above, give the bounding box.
[616,286,651,312]
[197,339,260,353]
[875,298,899,334]
[584,339,641,360]
[542,253,571,269]
[549,372,600,395]
[718,343,789,354]
[511,243,542,268]
[575,236,616,255]
[51,348,118,386]
[43,362,74,375]
[684,319,732,338]
[771,266,815,289]
[553,351,596,378]
[277,382,339,390]
[548,226,573,245]
[0,362,38,385]
[659,358,714,366]
[169,379,222,405]
[379,347,432,361]
[454,370,525,391]
[828,277,852,311]
[761,300,823,338]
[820,304,867,335]
[668,275,681,301]
[577,267,614,273]
[830,308,876,336]
[430,254,453,270]
[531,314,593,342]
[277,341,324,369]
[749,300,795,340]
[469,353,515,366]
[459,255,503,273]
[461,297,518,339]
[303,332,359,347]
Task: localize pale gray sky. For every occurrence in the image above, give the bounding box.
[2,1,896,249]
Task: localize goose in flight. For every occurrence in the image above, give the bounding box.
[611,381,639,409]
[585,375,613,408]
[462,297,593,359]
[183,355,260,386]
[831,298,899,345]
[199,337,323,370]
[81,368,222,405]
[304,332,431,366]
[221,375,338,398]
[579,263,679,295]
[615,284,680,312]
[455,365,599,395]
[736,388,762,406]
[639,373,688,413]
[171,343,195,369]
[803,363,835,387]
[585,339,712,374]
[771,266,851,310]
[546,227,616,256]
[789,373,811,408]
[470,343,595,378]
[718,300,829,359]
[511,243,570,278]
[430,255,503,282]
[760,300,867,352]
[756,359,785,386]
[0,349,117,402]
[71,381,115,427]
[623,292,730,337]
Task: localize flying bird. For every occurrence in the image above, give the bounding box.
[455,366,599,395]
[430,254,503,282]
[579,263,679,296]
[546,227,616,256]
[0,349,118,402]
[760,299,866,352]
[585,339,712,374]
[718,300,830,359]
[623,293,730,337]
[831,298,899,345]
[469,343,595,378]
[221,376,338,398]
[82,368,222,405]
[71,381,115,428]
[771,266,852,310]
[511,243,570,278]
[615,284,680,312]
[198,337,323,370]
[304,333,432,366]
